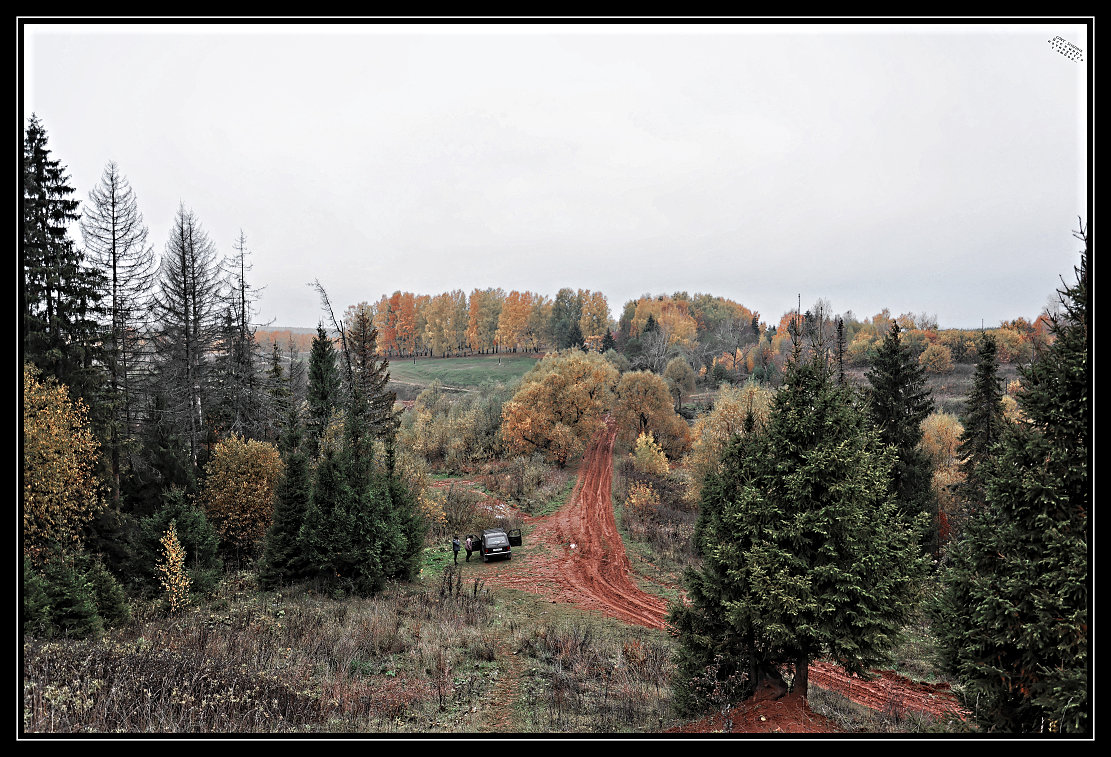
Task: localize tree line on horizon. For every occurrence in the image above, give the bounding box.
[258,286,1055,391]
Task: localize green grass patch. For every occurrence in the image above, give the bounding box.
[388,354,539,390]
[535,474,577,517]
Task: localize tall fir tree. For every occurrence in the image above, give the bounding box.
[306,324,341,455]
[210,301,263,440]
[954,333,1007,521]
[261,341,292,446]
[80,160,157,505]
[670,341,925,713]
[293,287,424,596]
[865,320,938,553]
[297,438,354,588]
[121,391,198,519]
[150,204,223,468]
[933,227,1089,734]
[345,305,398,453]
[22,114,105,404]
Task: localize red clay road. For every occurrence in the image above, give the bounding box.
[481,417,669,629]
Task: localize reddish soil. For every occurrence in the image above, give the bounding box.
[666,691,843,734]
[479,418,669,629]
[478,420,969,733]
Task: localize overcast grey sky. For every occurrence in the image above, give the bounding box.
[23,22,1088,330]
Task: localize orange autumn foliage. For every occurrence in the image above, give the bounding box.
[500,350,619,466]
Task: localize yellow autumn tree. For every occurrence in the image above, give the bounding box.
[683,381,773,502]
[918,411,965,550]
[467,287,504,354]
[578,290,611,342]
[500,350,619,466]
[632,431,670,476]
[626,480,660,515]
[613,370,690,459]
[156,520,191,613]
[629,296,697,348]
[918,343,954,374]
[22,363,103,560]
[496,290,533,352]
[201,435,284,558]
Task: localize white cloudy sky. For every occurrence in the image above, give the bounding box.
[23,22,1088,330]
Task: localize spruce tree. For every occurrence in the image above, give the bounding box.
[297,440,354,590]
[954,333,1007,519]
[345,306,397,450]
[122,391,198,519]
[132,489,222,597]
[80,158,157,502]
[22,557,53,637]
[865,320,937,553]
[671,342,925,713]
[22,114,105,403]
[80,160,156,504]
[341,305,415,591]
[295,288,424,596]
[37,553,104,639]
[80,553,131,627]
[259,341,290,445]
[306,324,340,455]
[933,228,1089,734]
[258,421,312,590]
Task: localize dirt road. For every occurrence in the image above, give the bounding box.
[482,419,968,730]
[481,418,669,629]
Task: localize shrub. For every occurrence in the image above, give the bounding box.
[626,481,660,515]
[632,432,669,476]
[42,556,104,639]
[202,435,284,560]
[919,343,954,374]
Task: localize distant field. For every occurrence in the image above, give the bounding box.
[387,353,541,390]
[843,363,1020,419]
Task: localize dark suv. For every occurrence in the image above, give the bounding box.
[475,528,522,562]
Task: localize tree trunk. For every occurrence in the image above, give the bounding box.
[793,654,809,697]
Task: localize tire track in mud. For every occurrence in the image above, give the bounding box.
[807,662,969,724]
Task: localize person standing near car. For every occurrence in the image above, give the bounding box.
[465,535,474,562]
[452,535,461,564]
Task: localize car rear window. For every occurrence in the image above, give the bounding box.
[486,535,508,546]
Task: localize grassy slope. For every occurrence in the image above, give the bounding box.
[387,354,540,390]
